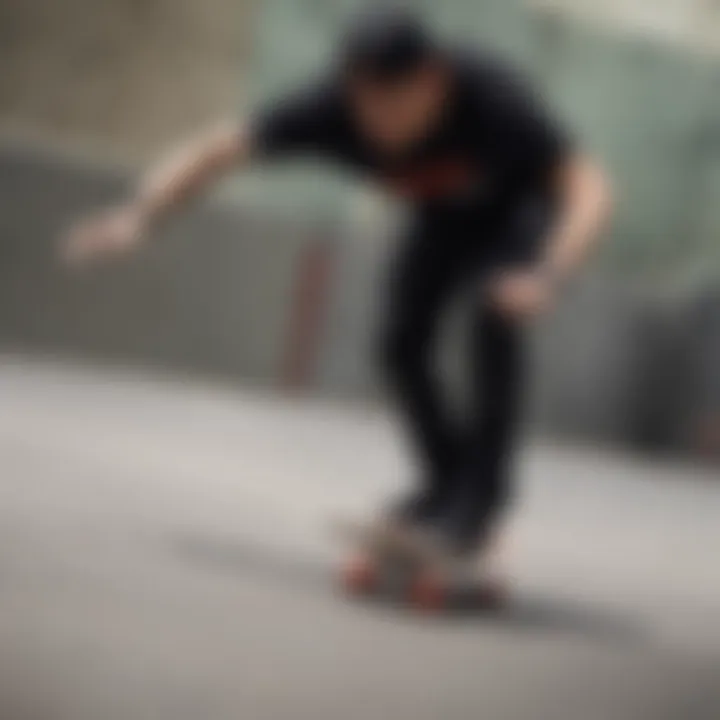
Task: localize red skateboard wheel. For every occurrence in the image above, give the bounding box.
[408,573,448,612]
[409,574,509,613]
[340,556,379,596]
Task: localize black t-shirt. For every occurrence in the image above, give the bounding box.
[252,49,570,225]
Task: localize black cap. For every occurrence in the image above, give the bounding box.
[339,6,436,83]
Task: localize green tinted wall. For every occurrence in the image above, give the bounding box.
[529,11,720,280]
[249,0,529,100]
[247,1,720,280]
[243,0,528,222]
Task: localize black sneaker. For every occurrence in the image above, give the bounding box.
[390,486,450,527]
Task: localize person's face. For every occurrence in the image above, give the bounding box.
[347,62,449,154]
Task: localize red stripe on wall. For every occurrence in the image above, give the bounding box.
[281,238,337,392]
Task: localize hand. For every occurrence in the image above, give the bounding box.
[62,203,149,268]
[486,268,556,321]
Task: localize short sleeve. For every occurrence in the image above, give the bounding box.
[250,82,345,161]
[480,60,572,188]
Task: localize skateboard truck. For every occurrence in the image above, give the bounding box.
[334,517,508,613]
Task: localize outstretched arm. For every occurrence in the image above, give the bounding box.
[63,120,250,266]
[541,153,613,283]
[490,153,613,319]
[137,120,250,225]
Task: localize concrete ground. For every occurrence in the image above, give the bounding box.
[1,353,719,720]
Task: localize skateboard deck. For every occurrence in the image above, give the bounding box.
[331,516,426,559]
[332,516,508,613]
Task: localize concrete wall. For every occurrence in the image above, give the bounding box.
[0,144,320,385]
[2,0,720,455]
[0,0,255,159]
[2,143,720,454]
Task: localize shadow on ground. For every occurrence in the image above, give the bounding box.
[171,531,648,646]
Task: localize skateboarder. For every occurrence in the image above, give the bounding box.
[64,7,612,590]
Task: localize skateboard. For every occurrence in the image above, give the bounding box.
[332,517,508,613]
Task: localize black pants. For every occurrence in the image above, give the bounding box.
[379,203,551,554]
